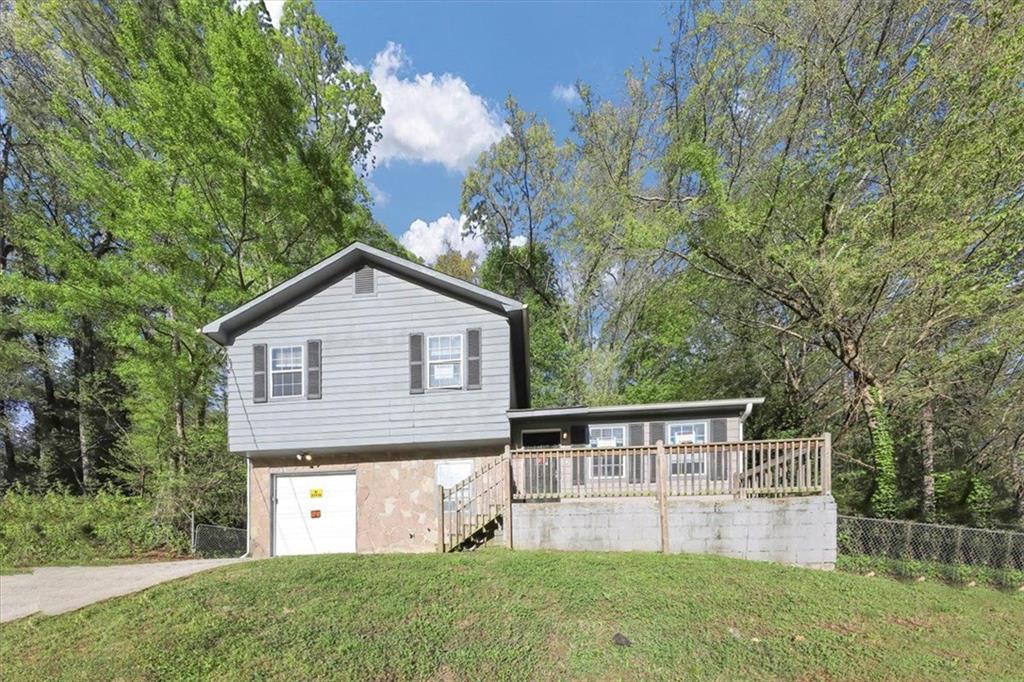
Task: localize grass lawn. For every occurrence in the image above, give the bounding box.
[1,550,1021,680]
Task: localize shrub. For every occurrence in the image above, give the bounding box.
[0,487,190,568]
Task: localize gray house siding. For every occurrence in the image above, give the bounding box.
[227,268,511,454]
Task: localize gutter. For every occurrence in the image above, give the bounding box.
[738,401,754,441]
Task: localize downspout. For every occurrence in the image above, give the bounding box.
[738,402,753,441]
[245,455,252,558]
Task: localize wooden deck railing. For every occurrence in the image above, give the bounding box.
[437,453,511,552]
[509,434,831,501]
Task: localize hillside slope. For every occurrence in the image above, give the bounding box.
[2,550,1021,680]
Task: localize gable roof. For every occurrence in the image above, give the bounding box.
[200,242,525,345]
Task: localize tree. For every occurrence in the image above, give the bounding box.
[0,0,399,524]
[462,97,566,306]
[432,245,478,283]
[659,0,1024,519]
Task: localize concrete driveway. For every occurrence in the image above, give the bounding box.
[0,558,241,623]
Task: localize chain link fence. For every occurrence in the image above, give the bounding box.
[192,523,247,558]
[837,515,1024,588]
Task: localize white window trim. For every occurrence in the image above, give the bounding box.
[667,420,709,477]
[269,344,305,399]
[426,333,464,390]
[588,424,627,479]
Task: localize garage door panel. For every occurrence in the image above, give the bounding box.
[274,473,356,556]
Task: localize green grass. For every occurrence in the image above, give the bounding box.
[838,553,1024,590]
[2,551,1021,681]
[0,566,30,575]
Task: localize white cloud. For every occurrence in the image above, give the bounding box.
[263,0,285,28]
[552,83,580,104]
[400,214,486,264]
[366,180,388,207]
[370,43,506,171]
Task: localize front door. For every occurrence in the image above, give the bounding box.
[521,430,561,496]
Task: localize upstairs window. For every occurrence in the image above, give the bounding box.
[427,334,463,388]
[270,345,304,398]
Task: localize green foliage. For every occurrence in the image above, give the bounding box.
[0,487,189,567]
[1,0,401,531]
[837,554,1023,591]
[460,0,1024,525]
[966,478,995,527]
[2,551,1022,679]
[869,391,899,518]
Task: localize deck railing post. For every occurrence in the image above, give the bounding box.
[822,432,832,495]
[657,440,669,554]
[437,484,445,553]
[504,445,514,549]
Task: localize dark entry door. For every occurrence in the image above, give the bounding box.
[521,430,561,496]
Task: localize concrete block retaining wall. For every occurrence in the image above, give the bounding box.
[513,495,837,569]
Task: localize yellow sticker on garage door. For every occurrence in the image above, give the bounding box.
[309,488,323,498]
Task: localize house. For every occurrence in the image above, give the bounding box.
[202,242,836,567]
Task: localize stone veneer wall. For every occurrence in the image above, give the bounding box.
[248,451,499,558]
[512,495,837,569]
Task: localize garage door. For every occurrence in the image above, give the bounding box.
[273,472,356,556]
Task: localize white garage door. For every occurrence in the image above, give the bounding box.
[273,472,356,556]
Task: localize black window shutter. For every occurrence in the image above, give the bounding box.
[409,333,424,394]
[627,422,644,483]
[306,340,322,400]
[466,328,481,390]
[649,421,665,483]
[710,418,728,442]
[709,417,728,481]
[253,344,267,403]
[570,424,588,486]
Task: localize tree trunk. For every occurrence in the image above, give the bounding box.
[0,399,16,490]
[73,321,97,492]
[1011,451,1024,528]
[921,400,936,521]
[33,334,63,486]
[169,306,187,471]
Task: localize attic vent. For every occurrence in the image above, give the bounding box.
[354,267,375,295]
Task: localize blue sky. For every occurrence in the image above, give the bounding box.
[298,1,672,261]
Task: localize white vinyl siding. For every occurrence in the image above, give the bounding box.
[427,334,463,389]
[270,345,304,398]
[226,269,510,452]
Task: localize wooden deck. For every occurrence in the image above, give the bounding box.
[438,434,832,552]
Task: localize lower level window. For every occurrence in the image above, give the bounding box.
[589,425,625,478]
[271,345,304,398]
[591,454,623,478]
[668,421,707,445]
[670,453,705,476]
